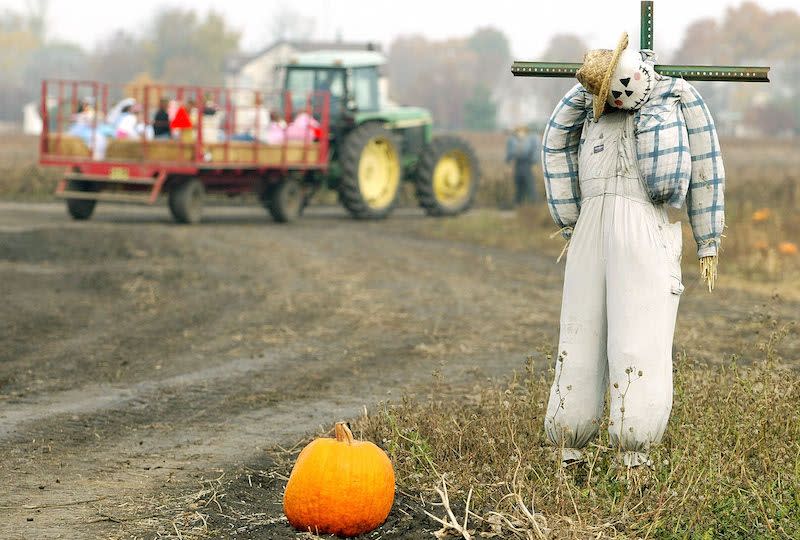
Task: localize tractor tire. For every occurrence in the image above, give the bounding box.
[416,136,480,216]
[168,178,205,224]
[338,123,401,219]
[268,178,303,223]
[65,180,97,221]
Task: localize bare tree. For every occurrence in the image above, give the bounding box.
[467,27,511,80]
[24,0,48,42]
[145,9,240,86]
[535,34,588,109]
[269,6,315,42]
[90,31,148,87]
[673,2,800,134]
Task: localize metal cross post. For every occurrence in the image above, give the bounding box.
[511,1,770,83]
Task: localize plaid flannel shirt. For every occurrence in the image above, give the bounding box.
[542,76,725,258]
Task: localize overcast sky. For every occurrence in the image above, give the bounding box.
[3,0,798,59]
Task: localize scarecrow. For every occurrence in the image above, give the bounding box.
[540,32,726,466]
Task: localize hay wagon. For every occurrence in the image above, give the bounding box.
[40,79,330,223]
[41,50,481,224]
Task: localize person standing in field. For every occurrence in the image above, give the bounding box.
[505,125,540,205]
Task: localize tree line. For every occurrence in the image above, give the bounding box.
[1,2,798,134]
[0,5,240,122]
[672,1,800,135]
[386,1,800,134]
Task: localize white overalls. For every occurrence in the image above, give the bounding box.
[544,110,684,466]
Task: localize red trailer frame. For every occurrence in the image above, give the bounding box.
[40,79,330,210]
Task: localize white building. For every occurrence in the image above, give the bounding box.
[23,102,43,135]
[225,40,381,96]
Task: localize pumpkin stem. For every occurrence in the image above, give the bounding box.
[334,422,355,445]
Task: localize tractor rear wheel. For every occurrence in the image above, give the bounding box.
[416,136,479,216]
[169,178,205,224]
[65,180,97,221]
[268,178,303,223]
[339,123,401,219]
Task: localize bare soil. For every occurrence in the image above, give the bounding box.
[0,201,797,539]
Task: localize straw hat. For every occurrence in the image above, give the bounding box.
[514,124,530,135]
[576,32,629,121]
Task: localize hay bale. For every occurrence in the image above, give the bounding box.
[208,142,257,164]
[106,140,144,160]
[46,134,89,157]
[44,135,320,166]
[146,141,194,162]
[106,140,194,162]
[284,142,320,164]
[203,141,320,166]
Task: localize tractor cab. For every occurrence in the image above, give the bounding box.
[284,50,382,126]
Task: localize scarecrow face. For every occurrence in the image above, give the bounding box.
[606,49,654,111]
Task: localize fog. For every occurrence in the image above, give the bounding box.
[3,0,799,57]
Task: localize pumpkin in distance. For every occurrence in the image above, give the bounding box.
[283,422,395,537]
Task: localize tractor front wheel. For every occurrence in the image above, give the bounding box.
[416,136,479,216]
[169,178,205,224]
[339,123,401,219]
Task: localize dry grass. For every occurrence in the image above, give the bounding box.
[127,302,799,538]
[354,321,799,539]
[366,135,800,538]
[0,135,61,198]
[425,134,800,287]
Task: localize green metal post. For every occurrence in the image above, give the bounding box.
[641,1,654,50]
[653,65,770,82]
[510,61,770,82]
[510,62,582,78]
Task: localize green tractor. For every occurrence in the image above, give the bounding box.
[282,50,479,219]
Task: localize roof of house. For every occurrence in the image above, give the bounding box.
[226,40,381,73]
[287,50,386,69]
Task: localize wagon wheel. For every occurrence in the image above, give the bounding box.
[339,123,401,219]
[168,178,205,224]
[65,180,98,221]
[268,178,303,223]
[416,136,479,216]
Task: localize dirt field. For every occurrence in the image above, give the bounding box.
[1,197,797,538]
[0,202,559,539]
[1,132,799,538]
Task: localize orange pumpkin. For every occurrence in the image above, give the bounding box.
[778,241,798,255]
[752,208,772,223]
[283,422,395,537]
[752,240,769,252]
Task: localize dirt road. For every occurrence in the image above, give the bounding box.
[1,202,797,539]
